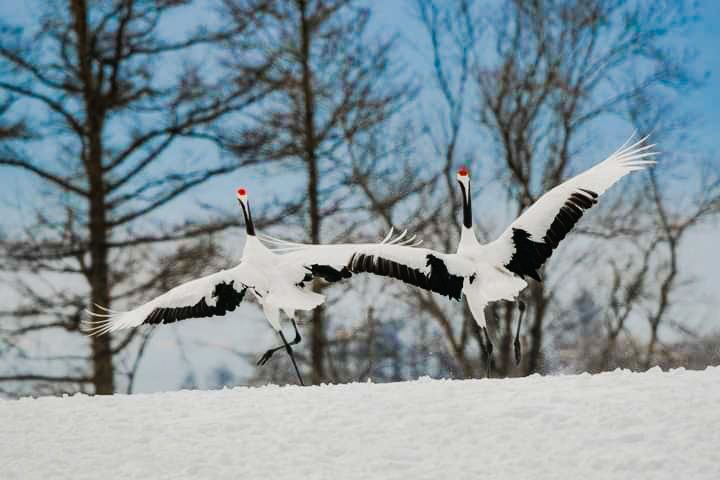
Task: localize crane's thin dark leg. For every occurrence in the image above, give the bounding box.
[514,300,526,366]
[257,320,302,367]
[482,326,494,379]
[257,344,284,366]
[279,329,304,386]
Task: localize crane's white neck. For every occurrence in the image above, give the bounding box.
[242,234,268,259]
[458,226,480,253]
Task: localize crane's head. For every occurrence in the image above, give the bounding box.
[456,166,470,184]
[236,187,248,204]
[456,166,471,195]
[236,187,255,235]
[456,167,472,228]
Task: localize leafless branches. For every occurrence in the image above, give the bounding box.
[408,0,715,377]
[0,0,279,395]
[219,0,419,384]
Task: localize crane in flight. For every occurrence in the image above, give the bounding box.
[83,189,419,385]
[265,135,657,376]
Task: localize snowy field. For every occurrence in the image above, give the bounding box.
[2,367,719,480]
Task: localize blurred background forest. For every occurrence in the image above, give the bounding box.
[0,0,718,397]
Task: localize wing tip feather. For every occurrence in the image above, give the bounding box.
[81,307,134,336]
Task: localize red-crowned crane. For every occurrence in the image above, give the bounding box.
[83,188,419,385]
[84,188,328,385]
[263,135,657,376]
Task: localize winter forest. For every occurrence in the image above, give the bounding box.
[1,0,719,397]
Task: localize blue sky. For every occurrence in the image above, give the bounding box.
[0,1,718,391]
[678,0,720,150]
[0,0,716,132]
[373,0,720,149]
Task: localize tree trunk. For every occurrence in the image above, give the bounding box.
[87,120,114,394]
[496,304,514,376]
[297,0,326,384]
[526,283,547,375]
[71,0,114,394]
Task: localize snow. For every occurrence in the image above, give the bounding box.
[2,367,719,480]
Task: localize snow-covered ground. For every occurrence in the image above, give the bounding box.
[2,367,719,480]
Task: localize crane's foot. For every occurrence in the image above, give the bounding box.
[257,319,302,367]
[514,300,526,366]
[257,346,282,366]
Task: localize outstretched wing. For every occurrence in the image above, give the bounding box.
[487,135,657,281]
[267,229,474,301]
[82,264,249,336]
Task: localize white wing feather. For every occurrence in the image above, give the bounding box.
[487,134,657,260]
[277,234,474,278]
[82,264,249,336]
[265,284,325,311]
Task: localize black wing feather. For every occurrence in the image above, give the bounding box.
[505,189,598,281]
[144,281,247,326]
[348,253,464,301]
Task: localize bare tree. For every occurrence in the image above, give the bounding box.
[0,0,277,395]
[408,0,708,377]
[221,0,419,384]
[401,0,491,379]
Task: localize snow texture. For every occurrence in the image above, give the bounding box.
[2,367,719,480]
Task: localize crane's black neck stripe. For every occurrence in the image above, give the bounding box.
[348,253,464,301]
[240,201,255,236]
[459,182,472,229]
[505,189,598,281]
[143,281,246,326]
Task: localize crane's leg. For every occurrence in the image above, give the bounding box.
[257,320,302,366]
[514,300,526,366]
[279,327,304,386]
[482,326,494,379]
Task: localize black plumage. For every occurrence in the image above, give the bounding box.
[348,252,464,300]
[298,264,352,286]
[505,189,598,281]
[143,281,246,325]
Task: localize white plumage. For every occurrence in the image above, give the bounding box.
[83,268,245,336]
[83,189,328,384]
[82,133,656,381]
[485,135,657,263]
[267,134,657,368]
[82,189,423,384]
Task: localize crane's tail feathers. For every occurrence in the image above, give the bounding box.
[258,233,306,247]
[264,227,423,252]
[382,229,423,247]
[386,229,407,244]
[380,226,395,244]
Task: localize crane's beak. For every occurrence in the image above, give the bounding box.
[456,169,470,201]
[235,188,255,235]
